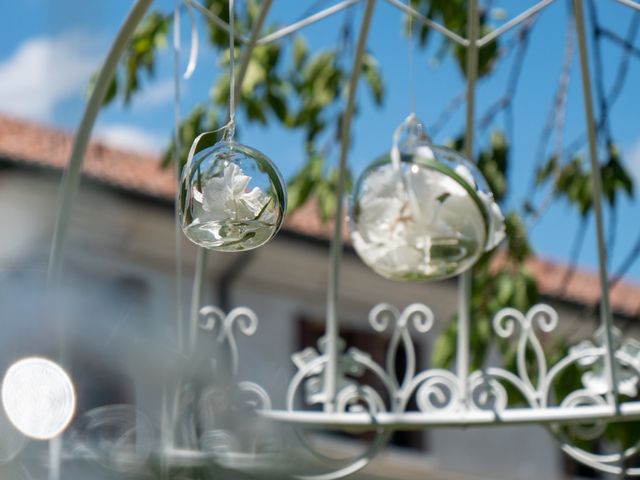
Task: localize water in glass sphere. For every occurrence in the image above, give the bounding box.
[351,145,503,281]
[180,141,286,252]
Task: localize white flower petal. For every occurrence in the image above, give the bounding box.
[478,191,505,250]
[413,145,436,162]
[201,162,273,223]
[202,176,228,218]
[356,197,405,245]
[239,186,271,219]
[362,164,404,201]
[454,163,476,189]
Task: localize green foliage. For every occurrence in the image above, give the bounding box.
[286,153,352,222]
[478,130,508,202]
[601,142,634,205]
[286,153,324,212]
[535,142,634,216]
[96,12,171,106]
[162,105,221,169]
[362,54,385,105]
[409,0,499,78]
[433,131,538,371]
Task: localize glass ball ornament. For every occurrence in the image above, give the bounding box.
[350,115,505,281]
[179,139,286,252]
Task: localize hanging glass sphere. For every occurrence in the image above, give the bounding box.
[179,139,286,252]
[350,115,505,281]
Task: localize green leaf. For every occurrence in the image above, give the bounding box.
[241,59,267,94]
[535,155,558,185]
[212,74,231,105]
[293,36,308,70]
[93,11,170,106]
[362,54,384,105]
[287,154,324,213]
[504,211,532,262]
[477,130,508,202]
[267,91,288,123]
[245,96,267,124]
[161,104,215,169]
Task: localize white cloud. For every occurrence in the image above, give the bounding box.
[134,78,175,109]
[95,124,164,154]
[0,31,101,121]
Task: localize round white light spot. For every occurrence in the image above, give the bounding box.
[1,357,76,440]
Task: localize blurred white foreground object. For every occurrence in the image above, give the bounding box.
[1,357,76,440]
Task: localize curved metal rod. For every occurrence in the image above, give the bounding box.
[614,0,640,11]
[481,367,540,407]
[284,354,393,480]
[573,0,620,406]
[541,347,604,406]
[188,0,472,49]
[561,443,638,476]
[477,0,556,47]
[46,0,154,286]
[324,0,377,413]
[233,0,273,109]
[257,0,362,45]
[384,0,469,46]
[184,0,250,44]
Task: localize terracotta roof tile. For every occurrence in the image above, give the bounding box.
[1,115,639,317]
[0,116,175,199]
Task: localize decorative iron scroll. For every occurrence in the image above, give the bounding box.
[274,303,640,478]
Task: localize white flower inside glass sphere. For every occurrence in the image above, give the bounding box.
[350,115,505,281]
[180,140,286,252]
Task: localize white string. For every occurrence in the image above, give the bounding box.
[227,0,236,139]
[390,112,419,170]
[183,121,235,171]
[407,0,416,114]
[256,0,362,45]
[184,0,250,44]
[183,1,199,79]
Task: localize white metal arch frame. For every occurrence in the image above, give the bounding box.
[46,0,640,478]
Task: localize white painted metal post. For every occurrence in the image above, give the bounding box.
[457,0,479,410]
[324,0,377,412]
[44,4,154,480]
[572,0,620,407]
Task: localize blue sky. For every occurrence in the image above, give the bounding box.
[1,0,639,281]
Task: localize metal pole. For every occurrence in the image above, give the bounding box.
[324,0,377,412]
[46,0,153,286]
[259,401,640,429]
[173,0,186,353]
[457,0,479,410]
[572,0,620,406]
[257,0,361,45]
